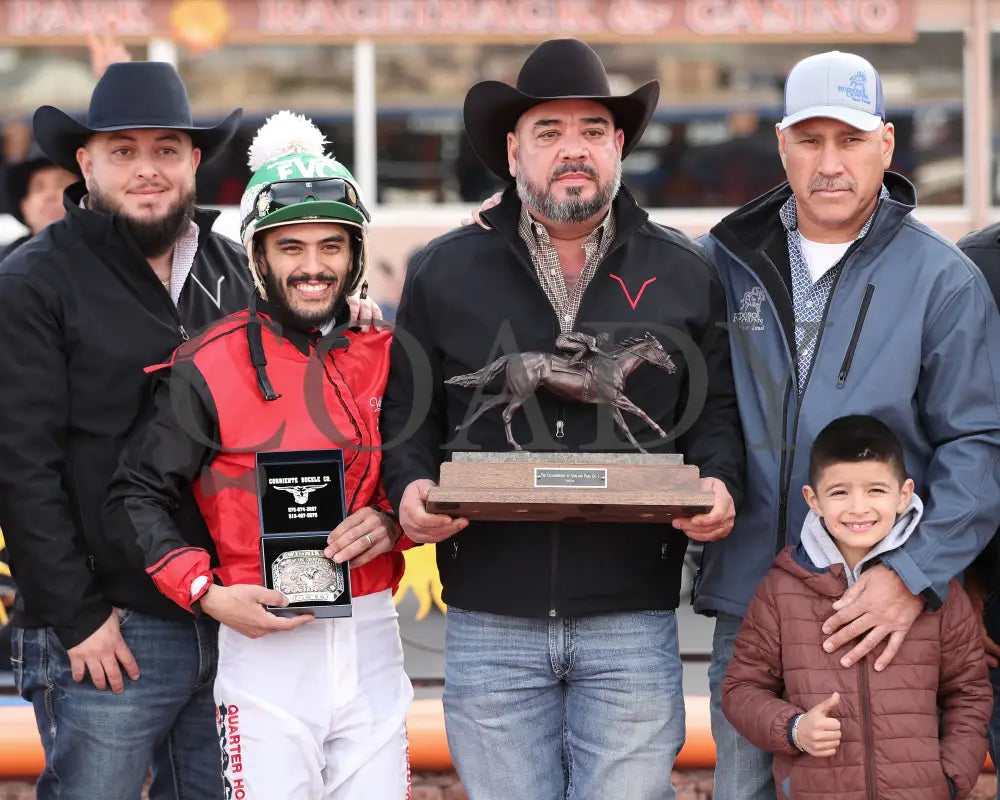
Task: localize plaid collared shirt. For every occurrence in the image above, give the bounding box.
[518,206,616,334]
[781,185,887,390]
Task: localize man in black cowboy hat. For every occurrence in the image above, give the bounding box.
[0,61,251,800]
[0,144,76,261]
[381,38,744,799]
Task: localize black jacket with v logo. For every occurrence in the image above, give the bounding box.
[0,182,251,648]
[382,186,744,618]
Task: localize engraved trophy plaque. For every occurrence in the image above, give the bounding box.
[256,450,352,618]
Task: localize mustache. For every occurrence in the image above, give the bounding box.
[550,162,598,182]
[809,176,856,193]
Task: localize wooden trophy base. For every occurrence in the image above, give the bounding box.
[425,452,715,524]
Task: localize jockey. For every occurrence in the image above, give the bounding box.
[555,330,612,367]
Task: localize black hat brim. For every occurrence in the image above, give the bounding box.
[463,80,659,181]
[32,106,244,175]
[4,155,55,224]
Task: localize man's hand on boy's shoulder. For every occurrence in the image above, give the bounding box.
[820,565,923,671]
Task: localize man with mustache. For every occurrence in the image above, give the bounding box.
[381,39,744,799]
[104,111,412,799]
[697,51,1000,799]
[0,62,252,799]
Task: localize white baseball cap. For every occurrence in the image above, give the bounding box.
[779,51,885,132]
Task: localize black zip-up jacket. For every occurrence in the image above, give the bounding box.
[381,186,744,618]
[0,182,252,648]
[959,223,1000,305]
[958,222,1000,595]
[0,233,31,264]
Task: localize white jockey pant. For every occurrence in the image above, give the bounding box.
[214,589,413,800]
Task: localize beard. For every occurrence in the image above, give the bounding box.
[516,157,621,224]
[262,267,349,334]
[88,183,196,259]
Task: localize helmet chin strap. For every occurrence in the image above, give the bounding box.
[348,234,368,294]
[248,239,269,300]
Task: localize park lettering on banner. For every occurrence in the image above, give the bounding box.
[0,0,916,44]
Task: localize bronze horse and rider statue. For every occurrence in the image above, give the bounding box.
[446,331,678,452]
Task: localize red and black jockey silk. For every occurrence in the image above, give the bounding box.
[140,309,407,610]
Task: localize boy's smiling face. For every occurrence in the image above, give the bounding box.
[802,459,914,568]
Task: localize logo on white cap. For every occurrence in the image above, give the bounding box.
[838,71,870,104]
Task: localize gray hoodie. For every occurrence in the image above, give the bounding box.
[800,494,924,586]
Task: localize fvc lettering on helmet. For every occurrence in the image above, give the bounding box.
[276,157,341,181]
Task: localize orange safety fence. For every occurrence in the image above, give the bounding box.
[0,695,993,780]
[0,696,715,780]
[0,529,10,626]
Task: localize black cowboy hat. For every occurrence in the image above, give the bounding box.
[3,143,57,224]
[33,61,243,174]
[463,38,659,181]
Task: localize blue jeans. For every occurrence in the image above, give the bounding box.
[708,612,775,800]
[12,610,222,800]
[443,607,685,800]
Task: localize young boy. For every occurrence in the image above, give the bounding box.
[723,415,991,800]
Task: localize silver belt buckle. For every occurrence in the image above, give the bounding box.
[270,549,345,604]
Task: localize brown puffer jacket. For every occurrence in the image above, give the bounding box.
[722,546,991,800]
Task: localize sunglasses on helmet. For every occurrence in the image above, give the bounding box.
[245,177,370,232]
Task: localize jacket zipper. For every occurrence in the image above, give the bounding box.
[548,525,559,617]
[776,234,871,546]
[155,276,188,342]
[542,230,628,615]
[127,231,188,335]
[757,253,796,556]
[553,306,566,440]
[773,351,793,556]
[859,657,876,800]
[837,284,875,387]
[777,266,843,547]
[154,273,188,342]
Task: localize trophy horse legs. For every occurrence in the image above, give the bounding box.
[612,394,669,440]
[499,357,549,451]
[501,397,526,450]
[453,392,511,432]
[611,406,648,454]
